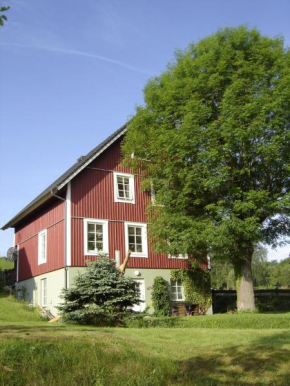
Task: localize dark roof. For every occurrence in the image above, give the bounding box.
[1,124,127,230]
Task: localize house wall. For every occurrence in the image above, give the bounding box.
[70,138,206,270]
[16,268,65,316]
[13,135,207,316]
[15,198,65,281]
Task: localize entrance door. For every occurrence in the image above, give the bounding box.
[133,279,146,312]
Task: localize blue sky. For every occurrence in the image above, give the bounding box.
[0,0,289,260]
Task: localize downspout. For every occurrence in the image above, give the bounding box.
[51,189,68,289]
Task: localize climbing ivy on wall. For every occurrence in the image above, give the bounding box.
[170,266,211,314]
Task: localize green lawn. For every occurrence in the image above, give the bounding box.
[1,295,290,385]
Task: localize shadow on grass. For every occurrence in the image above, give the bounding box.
[175,332,290,385]
[0,324,113,335]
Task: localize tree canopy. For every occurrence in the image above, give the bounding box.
[123,26,290,310]
[0,6,9,27]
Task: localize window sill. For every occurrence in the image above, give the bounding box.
[115,198,135,204]
[85,251,108,256]
[130,253,148,258]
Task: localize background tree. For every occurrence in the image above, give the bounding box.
[123,27,290,311]
[251,245,271,288]
[0,257,13,292]
[210,260,235,290]
[211,245,270,289]
[58,258,141,325]
[270,256,290,288]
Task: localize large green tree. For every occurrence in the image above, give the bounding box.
[0,6,9,27]
[123,27,290,311]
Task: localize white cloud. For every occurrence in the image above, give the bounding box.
[267,243,290,262]
[1,42,151,76]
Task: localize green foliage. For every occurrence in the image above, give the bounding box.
[210,260,235,289]
[269,257,290,288]
[151,276,171,316]
[58,258,141,325]
[0,258,14,292]
[0,6,9,27]
[171,267,211,313]
[123,26,290,309]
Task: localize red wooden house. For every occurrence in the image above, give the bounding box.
[2,125,207,316]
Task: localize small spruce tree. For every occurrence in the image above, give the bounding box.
[58,258,141,325]
[151,276,172,316]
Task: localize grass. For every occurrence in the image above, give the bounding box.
[128,312,290,329]
[0,295,290,385]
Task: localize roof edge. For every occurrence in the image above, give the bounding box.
[1,192,53,230]
[56,127,126,190]
[1,124,127,230]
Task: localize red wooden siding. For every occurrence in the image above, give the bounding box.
[15,199,65,281]
[71,217,204,269]
[71,138,207,270]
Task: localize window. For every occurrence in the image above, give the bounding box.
[167,240,188,259]
[38,229,47,265]
[41,278,47,307]
[84,219,109,255]
[150,181,165,207]
[170,279,185,301]
[114,172,135,204]
[169,253,188,260]
[132,279,146,312]
[124,222,148,258]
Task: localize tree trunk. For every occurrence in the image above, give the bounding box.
[234,256,255,311]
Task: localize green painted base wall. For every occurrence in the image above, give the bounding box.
[17,267,174,316]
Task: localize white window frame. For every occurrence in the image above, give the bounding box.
[132,279,146,312]
[170,279,185,301]
[124,222,148,258]
[41,278,47,307]
[38,229,47,265]
[167,240,188,259]
[84,218,109,255]
[114,172,135,204]
[169,253,188,260]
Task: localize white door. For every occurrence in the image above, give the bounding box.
[133,279,146,312]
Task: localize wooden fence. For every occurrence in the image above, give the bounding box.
[212,289,290,313]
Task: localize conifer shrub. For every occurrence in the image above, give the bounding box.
[58,258,141,325]
[151,276,172,316]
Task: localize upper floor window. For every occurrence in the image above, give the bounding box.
[124,222,148,258]
[38,229,47,265]
[170,279,185,301]
[167,240,188,259]
[114,172,135,204]
[169,253,188,260]
[84,219,109,255]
